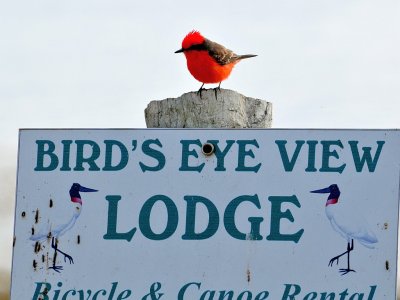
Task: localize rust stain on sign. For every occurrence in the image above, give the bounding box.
[34,241,41,253]
[35,209,39,224]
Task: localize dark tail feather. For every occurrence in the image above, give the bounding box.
[238,54,257,60]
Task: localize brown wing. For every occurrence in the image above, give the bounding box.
[204,38,240,65]
[204,38,257,65]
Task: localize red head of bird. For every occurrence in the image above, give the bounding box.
[181,30,205,50]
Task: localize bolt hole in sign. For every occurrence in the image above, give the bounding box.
[11,129,400,299]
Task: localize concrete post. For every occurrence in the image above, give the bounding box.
[145,89,272,128]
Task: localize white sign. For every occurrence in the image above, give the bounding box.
[12,129,399,299]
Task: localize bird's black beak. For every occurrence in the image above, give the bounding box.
[79,185,98,193]
[310,187,331,194]
[174,48,184,53]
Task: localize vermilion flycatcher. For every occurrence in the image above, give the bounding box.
[175,30,257,98]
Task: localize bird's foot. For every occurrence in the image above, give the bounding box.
[63,254,74,264]
[339,268,355,275]
[49,265,64,273]
[213,86,221,100]
[197,86,205,99]
[328,256,340,267]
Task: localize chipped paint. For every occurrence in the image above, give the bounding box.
[38,287,49,300]
[246,232,258,240]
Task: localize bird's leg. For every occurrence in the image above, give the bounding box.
[328,240,352,267]
[339,239,355,275]
[48,237,63,272]
[197,83,205,99]
[53,238,74,264]
[213,82,222,100]
[48,237,74,273]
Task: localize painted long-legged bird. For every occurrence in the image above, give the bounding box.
[175,30,257,98]
[30,183,98,272]
[310,184,378,275]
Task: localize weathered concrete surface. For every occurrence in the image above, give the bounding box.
[145,89,272,128]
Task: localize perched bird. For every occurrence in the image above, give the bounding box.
[310,184,378,275]
[30,183,98,272]
[175,30,257,98]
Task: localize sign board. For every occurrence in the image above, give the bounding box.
[11,129,400,299]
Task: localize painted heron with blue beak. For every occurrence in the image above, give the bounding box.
[30,183,98,272]
[311,184,378,275]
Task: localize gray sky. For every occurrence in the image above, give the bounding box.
[0,0,399,278]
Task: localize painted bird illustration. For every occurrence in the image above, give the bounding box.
[175,30,257,98]
[310,184,378,275]
[30,183,98,272]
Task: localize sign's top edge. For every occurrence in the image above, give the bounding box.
[18,128,400,132]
